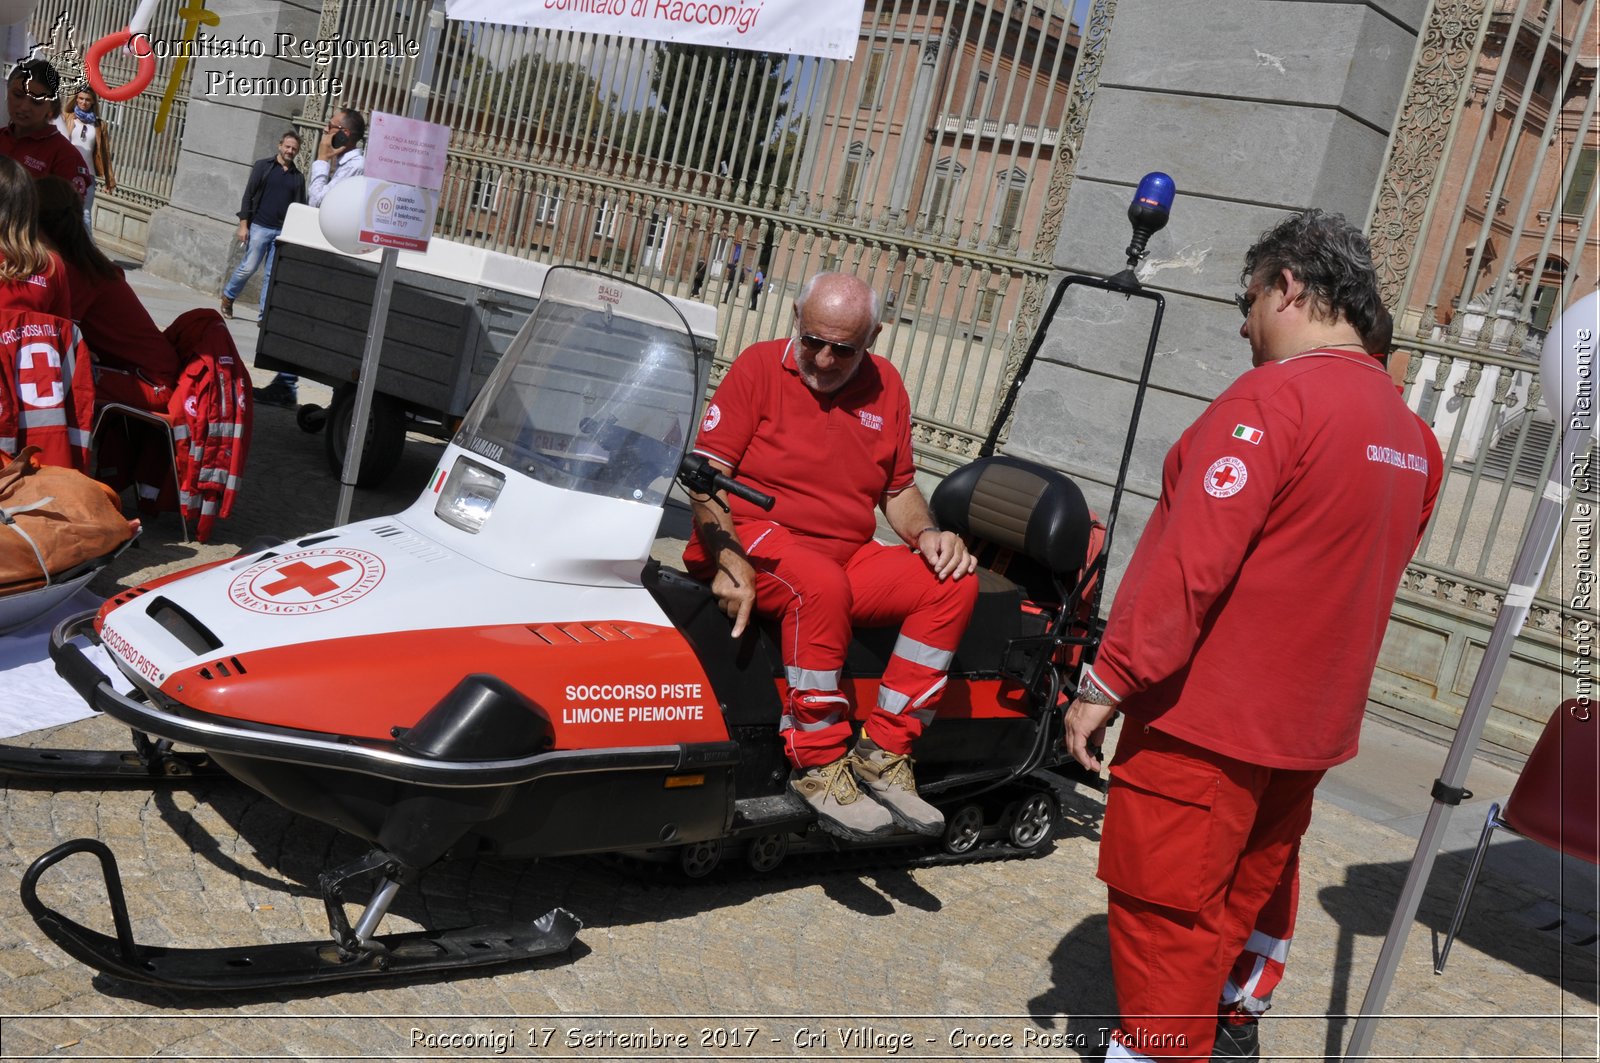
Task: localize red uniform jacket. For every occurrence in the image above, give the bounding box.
[1093,349,1443,770]
[164,309,252,542]
[0,311,95,471]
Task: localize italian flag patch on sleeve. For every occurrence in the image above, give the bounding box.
[1232,424,1264,445]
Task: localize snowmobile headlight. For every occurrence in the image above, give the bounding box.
[435,457,504,533]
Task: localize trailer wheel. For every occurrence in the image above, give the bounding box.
[678,839,722,879]
[324,387,406,488]
[941,804,985,855]
[743,833,788,873]
[1004,793,1057,852]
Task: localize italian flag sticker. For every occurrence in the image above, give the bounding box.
[1232,424,1264,445]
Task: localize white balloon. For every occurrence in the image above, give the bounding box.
[316,176,377,256]
[1538,287,1598,432]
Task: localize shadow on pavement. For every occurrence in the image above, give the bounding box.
[1317,849,1600,1058]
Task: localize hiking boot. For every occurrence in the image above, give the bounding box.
[219,295,234,318]
[253,379,297,409]
[850,735,943,836]
[1211,1016,1260,1061]
[790,756,894,842]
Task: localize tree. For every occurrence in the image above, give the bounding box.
[643,44,794,192]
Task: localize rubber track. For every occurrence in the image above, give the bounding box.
[598,775,1091,886]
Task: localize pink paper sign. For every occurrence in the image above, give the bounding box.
[366,112,451,191]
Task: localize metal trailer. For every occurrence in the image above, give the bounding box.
[253,207,718,488]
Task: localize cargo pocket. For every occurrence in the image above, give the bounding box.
[1097,744,1224,913]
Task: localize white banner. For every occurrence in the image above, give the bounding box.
[445,0,864,60]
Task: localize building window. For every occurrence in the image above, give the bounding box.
[924,158,965,231]
[1562,148,1597,217]
[1530,257,1568,331]
[836,142,872,213]
[470,167,501,212]
[858,49,888,109]
[642,212,671,270]
[992,169,1028,246]
[906,273,929,306]
[534,188,563,225]
[593,197,619,239]
[974,71,993,121]
[977,288,999,323]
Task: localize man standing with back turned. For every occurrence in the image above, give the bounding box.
[685,271,978,842]
[1063,210,1442,1062]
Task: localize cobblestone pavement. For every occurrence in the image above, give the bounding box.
[0,271,1593,1061]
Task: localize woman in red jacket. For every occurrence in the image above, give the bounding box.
[35,176,179,404]
[0,156,68,316]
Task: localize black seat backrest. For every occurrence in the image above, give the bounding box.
[931,455,1093,597]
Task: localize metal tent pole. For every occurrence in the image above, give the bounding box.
[1346,290,1597,1058]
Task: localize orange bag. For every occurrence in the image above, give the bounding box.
[0,446,134,596]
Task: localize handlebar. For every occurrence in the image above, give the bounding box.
[677,454,776,511]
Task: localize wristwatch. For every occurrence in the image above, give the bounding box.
[1075,667,1119,706]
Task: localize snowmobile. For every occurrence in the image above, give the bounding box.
[24,178,1174,990]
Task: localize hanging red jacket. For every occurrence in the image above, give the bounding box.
[0,311,95,471]
[164,309,253,542]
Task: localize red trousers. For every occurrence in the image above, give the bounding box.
[687,522,978,768]
[1098,724,1323,1062]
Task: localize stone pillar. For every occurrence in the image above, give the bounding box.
[143,0,323,297]
[1005,0,1428,586]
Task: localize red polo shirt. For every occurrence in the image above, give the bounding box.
[0,124,92,195]
[692,337,915,564]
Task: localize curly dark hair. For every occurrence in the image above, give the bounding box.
[1241,209,1380,340]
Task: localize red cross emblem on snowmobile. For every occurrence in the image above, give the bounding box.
[228,548,387,615]
[261,560,352,598]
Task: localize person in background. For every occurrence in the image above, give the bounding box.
[220,130,305,324]
[54,84,113,235]
[36,177,179,400]
[0,155,67,317]
[308,106,365,207]
[0,59,90,197]
[256,107,367,409]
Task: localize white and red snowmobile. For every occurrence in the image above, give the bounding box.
[23,233,1171,990]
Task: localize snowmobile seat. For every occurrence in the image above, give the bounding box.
[929,454,1094,598]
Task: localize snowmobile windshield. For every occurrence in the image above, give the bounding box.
[456,270,701,507]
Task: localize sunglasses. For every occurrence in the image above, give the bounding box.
[1233,292,1256,319]
[796,332,863,359]
[10,82,54,104]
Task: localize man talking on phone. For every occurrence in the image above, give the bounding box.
[255,107,367,410]
[309,106,365,207]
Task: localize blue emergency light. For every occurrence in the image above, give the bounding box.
[1124,171,1175,269]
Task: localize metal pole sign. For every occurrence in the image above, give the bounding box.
[1346,288,1598,1059]
[334,4,448,525]
[359,113,451,253]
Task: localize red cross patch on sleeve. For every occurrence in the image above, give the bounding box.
[1204,456,1248,498]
